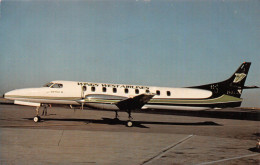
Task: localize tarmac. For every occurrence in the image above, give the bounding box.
[0,103,259,164]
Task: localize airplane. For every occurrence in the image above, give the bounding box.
[3,62,259,127]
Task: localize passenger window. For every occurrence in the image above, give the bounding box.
[156,90,160,95]
[82,86,87,91]
[135,89,139,94]
[113,88,117,93]
[146,89,150,93]
[167,91,171,96]
[125,88,129,94]
[102,87,107,92]
[91,87,95,92]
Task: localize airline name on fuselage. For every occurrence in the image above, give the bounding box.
[77,82,150,90]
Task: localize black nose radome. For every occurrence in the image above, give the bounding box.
[3,94,5,98]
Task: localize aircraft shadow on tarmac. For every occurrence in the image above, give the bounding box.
[24,117,222,128]
[129,108,260,121]
[248,147,260,153]
[67,107,260,121]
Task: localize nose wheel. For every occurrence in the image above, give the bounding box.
[34,106,42,123]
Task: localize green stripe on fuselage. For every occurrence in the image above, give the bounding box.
[6,94,242,105]
[86,95,242,105]
[5,95,81,100]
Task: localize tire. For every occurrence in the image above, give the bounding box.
[33,116,41,123]
[126,120,133,127]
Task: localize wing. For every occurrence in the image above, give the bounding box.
[115,94,155,110]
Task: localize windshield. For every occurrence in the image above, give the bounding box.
[43,82,54,87]
[51,84,63,88]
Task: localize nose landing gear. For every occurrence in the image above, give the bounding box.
[33,104,49,123]
[33,106,41,123]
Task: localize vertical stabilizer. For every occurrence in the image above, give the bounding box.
[190,62,251,98]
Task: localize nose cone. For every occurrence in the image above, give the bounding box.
[5,88,44,100]
[5,89,17,96]
[4,88,33,100]
[4,90,16,99]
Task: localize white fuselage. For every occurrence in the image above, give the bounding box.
[4,80,214,110]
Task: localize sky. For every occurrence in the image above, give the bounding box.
[0,0,259,107]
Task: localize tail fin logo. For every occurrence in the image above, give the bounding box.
[233,73,246,83]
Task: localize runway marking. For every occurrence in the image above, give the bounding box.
[197,153,260,165]
[58,130,64,146]
[141,134,194,165]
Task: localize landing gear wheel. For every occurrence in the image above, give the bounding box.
[33,116,41,123]
[126,120,133,127]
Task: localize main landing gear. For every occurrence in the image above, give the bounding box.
[126,120,133,127]
[114,111,119,120]
[113,110,134,127]
[126,109,133,127]
[114,110,120,121]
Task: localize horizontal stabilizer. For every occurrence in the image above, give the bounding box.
[243,85,259,89]
[115,94,155,110]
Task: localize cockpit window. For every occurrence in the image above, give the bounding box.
[43,82,54,87]
[51,83,63,88]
